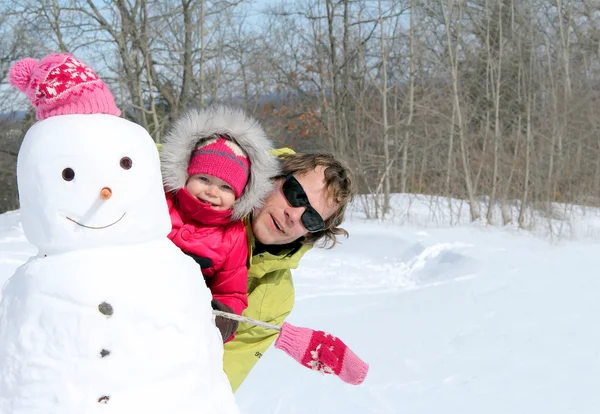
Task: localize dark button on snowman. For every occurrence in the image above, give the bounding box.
[0,53,239,414]
[99,302,114,317]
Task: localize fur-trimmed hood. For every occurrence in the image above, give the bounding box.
[161,105,280,220]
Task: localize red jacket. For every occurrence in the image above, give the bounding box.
[166,188,248,320]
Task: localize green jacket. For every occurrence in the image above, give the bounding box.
[222,148,312,392]
[222,218,312,392]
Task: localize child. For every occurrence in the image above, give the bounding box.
[160,105,279,342]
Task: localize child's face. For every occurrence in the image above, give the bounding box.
[186,174,236,210]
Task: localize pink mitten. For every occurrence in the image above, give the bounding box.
[274,322,369,385]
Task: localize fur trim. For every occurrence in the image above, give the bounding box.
[161,105,280,219]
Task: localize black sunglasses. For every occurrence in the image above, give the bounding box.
[281,174,326,233]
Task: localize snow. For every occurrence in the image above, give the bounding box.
[0,240,237,413]
[2,198,600,413]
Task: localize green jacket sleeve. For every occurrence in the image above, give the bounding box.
[222,268,295,393]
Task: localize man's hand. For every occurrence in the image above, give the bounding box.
[211,300,239,342]
[274,322,369,385]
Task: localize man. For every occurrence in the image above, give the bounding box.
[222,149,354,392]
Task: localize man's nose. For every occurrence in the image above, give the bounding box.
[285,205,305,225]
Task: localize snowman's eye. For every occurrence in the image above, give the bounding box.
[120,157,132,170]
[62,168,75,181]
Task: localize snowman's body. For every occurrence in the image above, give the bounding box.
[0,113,239,413]
[0,240,234,413]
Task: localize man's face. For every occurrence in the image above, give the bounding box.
[252,166,339,245]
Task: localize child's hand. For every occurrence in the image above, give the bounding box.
[211,300,238,342]
[185,252,213,269]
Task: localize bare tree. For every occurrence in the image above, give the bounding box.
[401,0,416,195]
[438,0,480,221]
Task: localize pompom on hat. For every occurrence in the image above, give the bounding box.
[9,53,121,121]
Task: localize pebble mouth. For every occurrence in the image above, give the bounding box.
[66,213,126,230]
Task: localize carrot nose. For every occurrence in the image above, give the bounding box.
[100,187,112,200]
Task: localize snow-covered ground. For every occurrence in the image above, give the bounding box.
[2,199,600,414]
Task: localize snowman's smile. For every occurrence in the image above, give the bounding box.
[66,213,126,229]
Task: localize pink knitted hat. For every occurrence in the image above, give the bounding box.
[275,322,369,385]
[187,136,250,199]
[9,53,121,121]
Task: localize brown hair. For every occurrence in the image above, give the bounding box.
[278,152,355,248]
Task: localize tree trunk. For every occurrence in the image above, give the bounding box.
[401,0,416,195]
[440,0,479,221]
[486,0,503,224]
[379,0,391,215]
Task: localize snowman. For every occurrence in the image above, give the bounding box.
[0,53,240,414]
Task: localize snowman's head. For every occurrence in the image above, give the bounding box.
[17,114,171,254]
[10,53,170,255]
